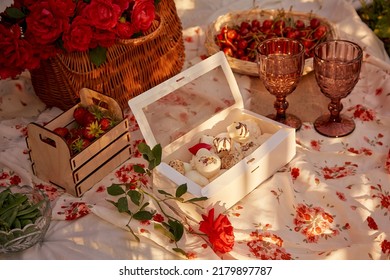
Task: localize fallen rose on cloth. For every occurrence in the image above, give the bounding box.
[199,208,235,254]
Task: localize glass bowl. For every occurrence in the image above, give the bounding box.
[0,185,51,253]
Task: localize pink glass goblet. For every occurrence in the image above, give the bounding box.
[313,40,363,137]
[257,38,305,130]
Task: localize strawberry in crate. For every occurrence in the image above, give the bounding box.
[53,104,120,155]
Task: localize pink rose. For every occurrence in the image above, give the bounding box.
[81,0,122,31]
[131,0,156,32]
[63,17,93,52]
[25,1,69,45]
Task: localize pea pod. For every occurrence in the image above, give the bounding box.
[0,195,28,216]
[6,206,19,227]
[20,219,33,228]
[18,209,41,220]
[12,218,22,229]
[16,199,44,217]
[0,189,11,208]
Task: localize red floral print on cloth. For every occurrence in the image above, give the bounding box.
[385,149,390,174]
[366,216,378,230]
[246,230,292,260]
[348,104,376,121]
[59,201,91,220]
[371,184,390,214]
[321,162,358,179]
[0,168,22,186]
[364,133,384,147]
[115,163,149,186]
[290,167,300,181]
[381,240,390,256]
[35,183,63,201]
[310,139,323,151]
[293,203,339,243]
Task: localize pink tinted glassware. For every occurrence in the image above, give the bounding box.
[257,38,305,130]
[313,40,363,137]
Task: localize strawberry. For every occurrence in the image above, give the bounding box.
[83,111,96,126]
[73,106,88,126]
[89,104,105,121]
[99,118,111,131]
[83,121,104,140]
[71,137,91,154]
[53,127,69,138]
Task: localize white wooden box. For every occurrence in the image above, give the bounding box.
[129,52,295,220]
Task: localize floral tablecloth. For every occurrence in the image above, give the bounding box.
[1,0,390,260]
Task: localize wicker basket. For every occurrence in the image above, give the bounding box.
[30,0,185,111]
[205,9,337,76]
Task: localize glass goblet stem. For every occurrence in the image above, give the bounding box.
[328,98,343,122]
[274,95,289,121]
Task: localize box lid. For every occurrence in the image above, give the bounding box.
[128,51,244,149]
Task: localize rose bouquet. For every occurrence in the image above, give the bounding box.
[0,0,159,79]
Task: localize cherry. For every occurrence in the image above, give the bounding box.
[262,19,273,29]
[310,18,320,29]
[314,25,328,40]
[295,19,305,29]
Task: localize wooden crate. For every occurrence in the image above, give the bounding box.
[26,88,132,197]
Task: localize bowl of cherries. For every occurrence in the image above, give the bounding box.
[205,9,337,76]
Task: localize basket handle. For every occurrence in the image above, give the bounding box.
[79,88,123,119]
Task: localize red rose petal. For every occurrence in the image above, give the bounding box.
[188,143,212,155]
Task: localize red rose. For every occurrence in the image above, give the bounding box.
[63,17,93,52]
[25,1,69,45]
[131,0,156,32]
[113,0,132,13]
[116,21,136,39]
[81,0,122,31]
[48,0,77,17]
[90,29,117,48]
[199,208,235,254]
[0,25,39,79]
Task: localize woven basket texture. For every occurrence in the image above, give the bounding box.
[30,0,185,111]
[205,9,337,76]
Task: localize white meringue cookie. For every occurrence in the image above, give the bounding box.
[194,154,221,179]
[227,121,250,143]
[213,132,232,154]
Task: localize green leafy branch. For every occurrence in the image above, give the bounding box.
[106,142,207,256]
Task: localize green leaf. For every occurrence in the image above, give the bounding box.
[107,184,125,196]
[117,197,128,213]
[89,46,107,67]
[5,7,25,19]
[139,202,150,211]
[168,219,184,242]
[154,223,175,241]
[133,210,153,221]
[133,165,145,174]
[185,196,208,203]
[157,189,173,197]
[175,184,187,198]
[172,247,187,257]
[128,190,141,206]
[150,144,162,169]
